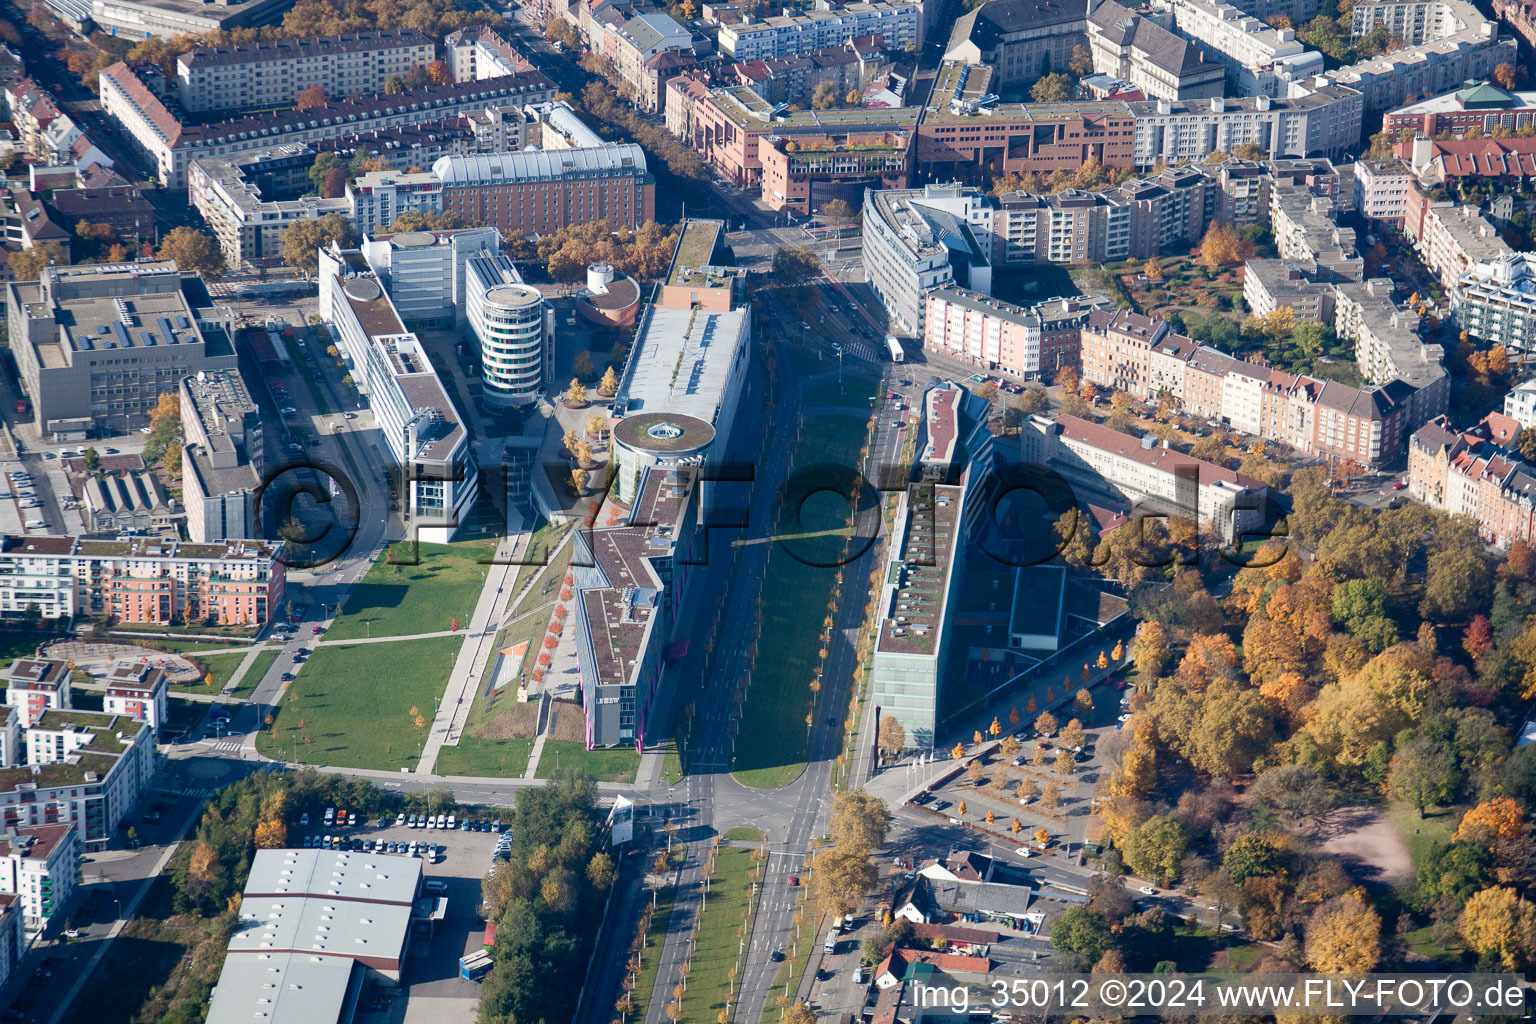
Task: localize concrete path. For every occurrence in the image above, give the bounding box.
[522,733,548,780]
[219,644,274,696]
[416,517,532,773]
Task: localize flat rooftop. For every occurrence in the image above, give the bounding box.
[243,847,423,905]
[877,484,964,657]
[617,305,748,424]
[667,219,724,286]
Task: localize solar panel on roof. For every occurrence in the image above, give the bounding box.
[112,322,130,346]
[141,331,155,346]
[77,336,93,350]
[156,317,175,346]
[175,316,190,329]
[97,324,110,334]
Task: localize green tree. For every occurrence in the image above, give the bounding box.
[1387,735,1459,818]
[281,213,356,279]
[1223,834,1281,883]
[771,247,821,287]
[1050,907,1113,963]
[1416,841,1495,908]
[1121,815,1188,884]
[1030,72,1073,102]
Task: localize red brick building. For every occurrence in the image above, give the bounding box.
[432,146,656,236]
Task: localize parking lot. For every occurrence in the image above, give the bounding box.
[286,811,509,1024]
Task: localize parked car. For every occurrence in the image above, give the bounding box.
[1138,886,1157,895]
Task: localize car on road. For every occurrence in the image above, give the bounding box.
[343,412,357,419]
[787,875,799,886]
[1117,712,1133,722]
[1138,886,1157,895]
[396,812,406,826]
[933,800,950,811]
[104,447,119,454]
[41,451,57,459]
[312,626,325,635]
[770,949,784,962]
[1014,847,1033,858]
[1392,481,1406,490]
[64,928,82,938]
[280,672,295,681]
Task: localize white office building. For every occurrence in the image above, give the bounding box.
[464,255,552,408]
[717,0,919,59]
[864,185,994,338]
[360,227,501,328]
[347,170,445,237]
[1452,251,1536,352]
[1163,0,1324,95]
[318,244,478,542]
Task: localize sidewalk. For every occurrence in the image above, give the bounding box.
[417,516,532,773]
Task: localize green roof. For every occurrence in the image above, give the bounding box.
[1456,81,1515,109]
[0,753,124,793]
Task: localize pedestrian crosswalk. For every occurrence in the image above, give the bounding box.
[181,787,217,799]
[204,739,242,753]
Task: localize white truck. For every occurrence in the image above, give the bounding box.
[824,930,838,953]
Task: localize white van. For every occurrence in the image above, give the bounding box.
[24,520,46,529]
[824,931,837,954]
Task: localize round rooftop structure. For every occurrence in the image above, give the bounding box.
[391,231,436,248]
[486,283,543,309]
[613,412,715,456]
[342,277,382,301]
[577,270,641,328]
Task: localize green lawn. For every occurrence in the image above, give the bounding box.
[721,827,764,841]
[254,636,463,770]
[326,539,498,641]
[534,740,640,782]
[681,847,762,1024]
[231,650,282,700]
[733,414,866,789]
[172,651,249,695]
[434,736,534,777]
[509,528,576,622]
[0,632,58,671]
[1385,798,1458,866]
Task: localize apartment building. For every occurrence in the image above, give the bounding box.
[1023,413,1268,541]
[924,288,1094,378]
[1398,135,1536,187]
[1490,0,1536,46]
[0,824,79,930]
[4,80,114,177]
[716,38,887,108]
[718,1,918,60]
[1085,0,1224,101]
[1352,157,1415,225]
[100,61,555,189]
[1311,0,1516,121]
[100,658,170,730]
[1505,379,1536,426]
[180,368,262,543]
[0,534,285,625]
[1382,79,1536,138]
[87,0,296,41]
[464,255,553,408]
[446,26,539,83]
[318,245,478,542]
[1408,413,1536,545]
[0,708,156,846]
[174,30,434,114]
[1403,184,1512,290]
[1077,306,1440,464]
[1271,184,1364,281]
[1242,259,1337,322]
[1164,0,1323,95]
[1351,0,1464,42]
[1452,251,1536,352]
[5,262,237,437]
[433,147,654,236]
[189,145,349,270]
[4,659,72,728]
[1126,88,1362,165]
[1334,277,1449,402]
[603,12,696,112]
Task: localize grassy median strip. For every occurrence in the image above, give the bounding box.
[733,415,867,789]
[681,844,764,1024]
[230,650,281,701]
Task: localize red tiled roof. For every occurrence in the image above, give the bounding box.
[1396,137,1536,178]
[101,62,183,146]
[1054,414,1266,491]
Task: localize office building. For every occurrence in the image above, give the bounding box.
[0,535,285,626]
[1398,135,1536,186]
[4,659,73,728]
[1022,413,1268,541]
[175,30,434,114]
[923,289,1094,379]
[464,256,552,408]
[0,708,156,846]
[6,262,237,437]
[1382,79,1536,138]
[359,226,502,327]
[206,848,426,1024]
[1452,251,1536,351]
[608,221,751,510]
[864,185,994,336]
[189,144,350,270]
[347,170,444,237]
[318,245,478,542]
[718,1,918,60]
[432,146,654,236]
[100,60,554,189]
[180,369,262,543]
[0,824,79,930]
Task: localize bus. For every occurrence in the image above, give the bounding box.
[885,335,905,363]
